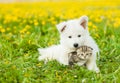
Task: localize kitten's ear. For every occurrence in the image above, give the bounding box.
[79,15,88,29]
[91,48,93,50]
[56,22,67,33]
[88,47,93,50]
[77,47,82,52]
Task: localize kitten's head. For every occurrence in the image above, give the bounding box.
[76,46,93,60]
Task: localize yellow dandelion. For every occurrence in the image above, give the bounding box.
[29,20,33,24]
[113,22,119,28]
[28,40,31,44]
[111,35,115,39]
[92,25,97,29]
[55,71,59,77]
[24,53,29,57]
[25,25,30,29]
[24,73,30,77]
[95,18,102,23]
[20,30,24,34]
[13,26,17,29]
[95,34,99,38]
[64,71,67,74]
[41,21,46,25]
[0,26,2,29]
[8,32,13,36]
[50,17,54,21]
[36,63,42,67]
[23,20,26,23]
[48,41,53,46]
[26,31,30,35]
[12,65,16,69]
[6,27,10,31]
[34,21,39,26]
[51,21,56,25]
[4,60,10,64]
[1,28,5,33]
[88,22,92,27]
[3,20,8,24]
[21,34,24,38]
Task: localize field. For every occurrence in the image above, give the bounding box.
[0,1,120,83]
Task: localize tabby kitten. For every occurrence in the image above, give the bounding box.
[68,46,93,66]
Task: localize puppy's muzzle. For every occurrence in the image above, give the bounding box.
[73,43,78,48]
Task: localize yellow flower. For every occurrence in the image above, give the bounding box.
[26,31,30,35]
[92,25,97,29]
[88,22,92,27]
[25,25,30,29]
[36,63,42,67]
[95,34,99,38]
[24,73,30,77]
[41,21,46,25]
[29,20,33,24]
[34,21,39,26]
[28,40,31,44]
[0,26,2,29]
[20,30,25,34]
[0,28,5,33]
[113,22,119,28]
[6,27,10,31]
[24,53,29,56]
[12,65,16,69]
[13,26,17,29]
[51,20,56,25]
[4,60,10,64]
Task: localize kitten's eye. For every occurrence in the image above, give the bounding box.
[68,36,72,38]
[86,54,89,56]
[81,54,84,56]
[89,53,92,55]
[78,35,81,37]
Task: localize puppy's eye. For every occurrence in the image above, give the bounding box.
[78,35,81,37]
[68,36,72,38]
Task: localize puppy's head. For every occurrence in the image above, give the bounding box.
[56,15,89,49]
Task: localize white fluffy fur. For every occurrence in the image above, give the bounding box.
[38,16,100,73]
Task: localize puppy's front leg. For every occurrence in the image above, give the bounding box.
[59,54,69,65]
[86,57,100,73]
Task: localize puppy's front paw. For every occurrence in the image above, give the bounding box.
[38,56,44,61]
[94,67,100,73]
[86,62,100,73]
[38,48,44,54]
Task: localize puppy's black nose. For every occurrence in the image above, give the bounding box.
[74,43,78,48]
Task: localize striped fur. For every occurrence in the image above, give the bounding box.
[68,45,93,66]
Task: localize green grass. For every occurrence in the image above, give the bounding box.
[0,18,120,83]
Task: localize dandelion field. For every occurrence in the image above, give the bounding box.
[0,1,120,83]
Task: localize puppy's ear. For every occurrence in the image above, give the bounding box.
[79,15,88,29]
[56,22,67,33]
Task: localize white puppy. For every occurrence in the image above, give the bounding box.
[38,16,100,72]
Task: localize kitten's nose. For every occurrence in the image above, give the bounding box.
[74,43,78,48]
